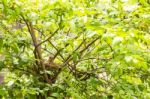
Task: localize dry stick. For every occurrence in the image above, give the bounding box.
[33,28,59,65]
[50,31,84,63]
[73,37,100,78]
[46,39,73,73]
[49,41,65,61]
[104,40,115,58]
[42,29,78,64]
[68,37,100,71]
[80,37,100,54]
[21,15,49,83]
[48,35,81,61]
[64,39,86,63]
[28,22,42,60]
[46,32,85,72]
[78,57,112,62]
[34,27,71,83]
[41,28,82,62]
[21,15,40,66]
[41,31,66,61]
[47,41,74,72]
[49,39,86,79]
[48,36,99,82]
[43,31,99,82]
[77,39,113,63]
[35,28,59,49]
[29,22,50,83]
[61,36,100,69]
[73,40,100,67]
[41,31,73,73]
[59,39,86,72]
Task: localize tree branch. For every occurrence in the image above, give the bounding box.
[80,37,100,54]
[35,28,59,49]
[21,14,50,83]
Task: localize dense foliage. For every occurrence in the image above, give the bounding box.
[0,0,150,99]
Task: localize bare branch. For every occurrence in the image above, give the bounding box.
[60,37,100,70]
[104,40,115,58]
[80,37,100,54]
[35,28,59,48]
[21,14,50,83]
[64,39,86,62]
[78,57,112,62]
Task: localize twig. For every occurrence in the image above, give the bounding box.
[104,40,115,58]
[78,57,112,62]
[64,39,86,63]
[60,37,100,69]
[80,37,100,54]
[35,28,59,48]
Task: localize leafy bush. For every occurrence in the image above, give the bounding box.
[0,0,150,99]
